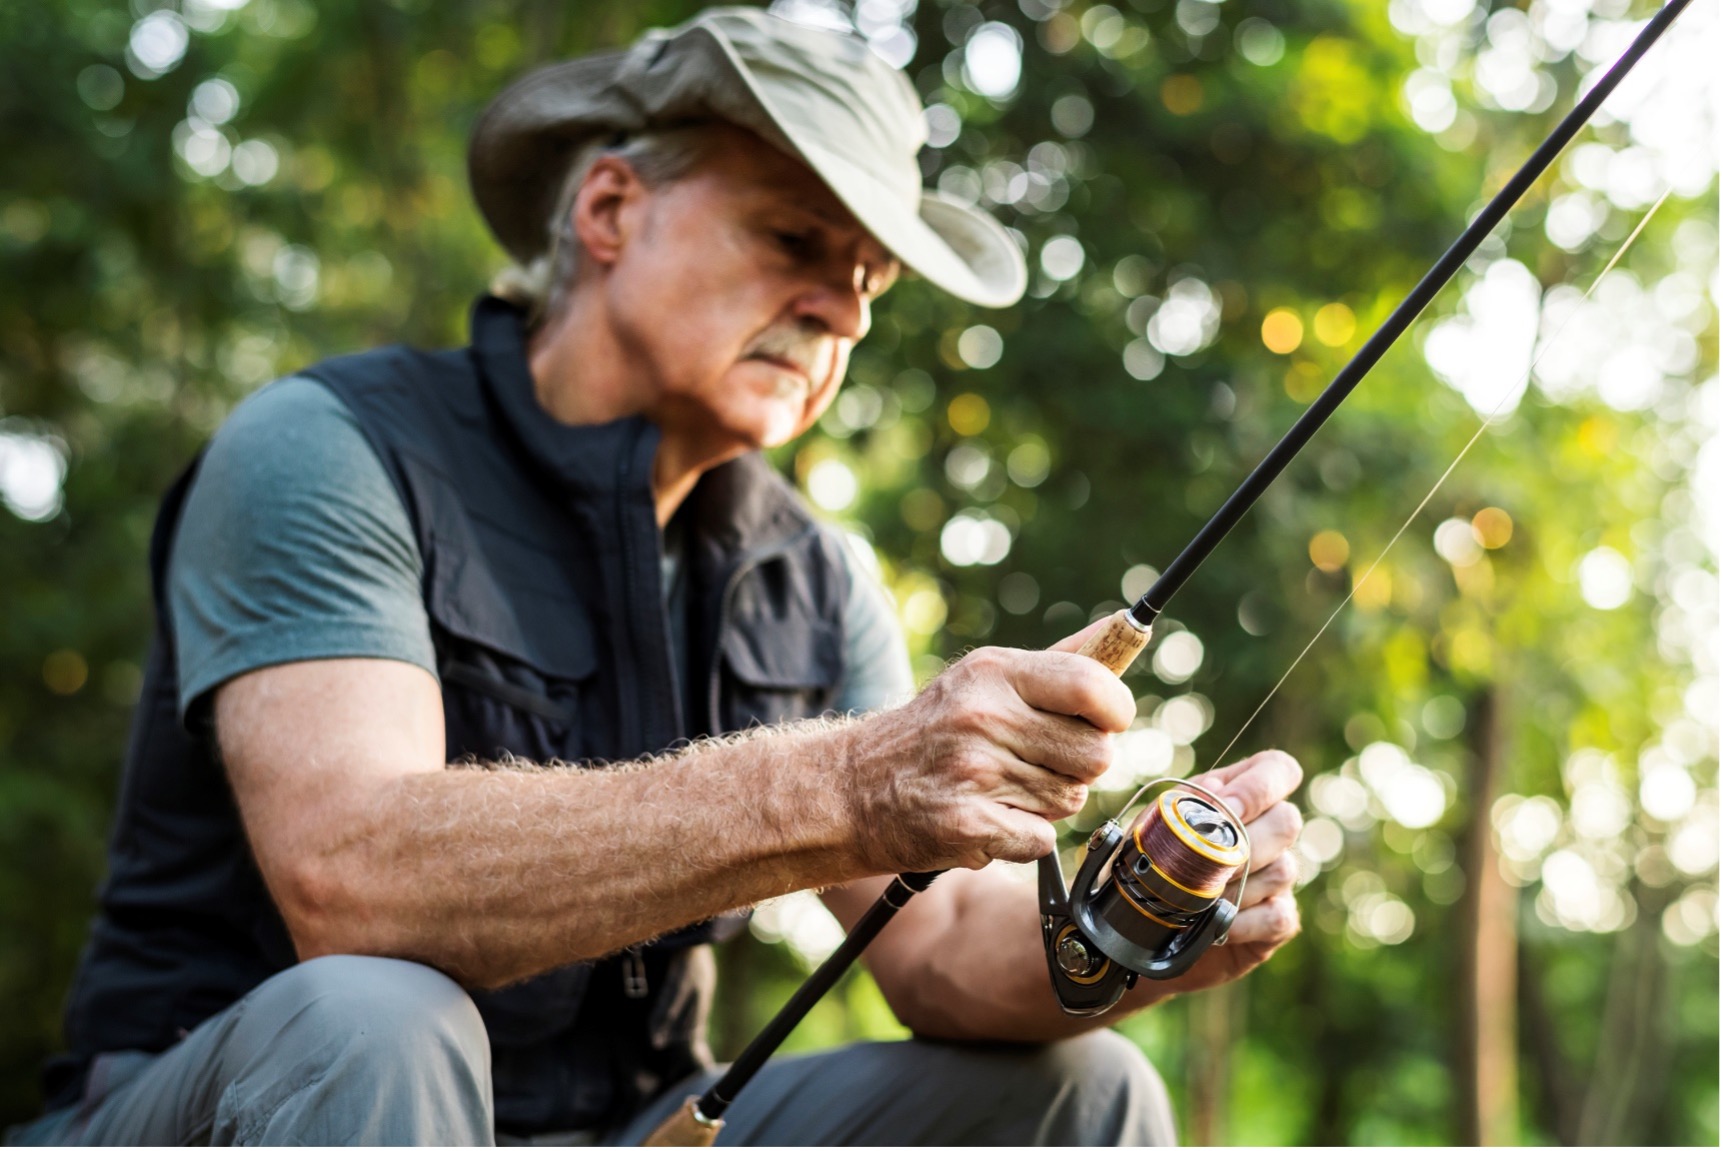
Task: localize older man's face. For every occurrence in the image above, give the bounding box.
[604,125,899,460]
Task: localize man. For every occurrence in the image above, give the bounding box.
[17,8,1303,1146]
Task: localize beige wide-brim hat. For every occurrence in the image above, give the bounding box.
[469,6,1027,309]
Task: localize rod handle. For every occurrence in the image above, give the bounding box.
[642,1097,723,1147]
[1076,610,1153,676]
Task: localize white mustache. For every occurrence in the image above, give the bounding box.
[743,323,827,380]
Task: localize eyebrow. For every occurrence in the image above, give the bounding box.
[772,200,856,232]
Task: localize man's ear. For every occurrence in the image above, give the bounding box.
[572,156,643,268]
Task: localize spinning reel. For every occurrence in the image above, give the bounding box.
[1039,779,1251,1015]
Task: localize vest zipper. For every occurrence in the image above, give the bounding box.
[622,945,649,999]
[615,425,683,751]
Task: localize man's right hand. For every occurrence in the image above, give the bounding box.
[841,636,1137,875]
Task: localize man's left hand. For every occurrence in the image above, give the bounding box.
[1139,749,1305,998]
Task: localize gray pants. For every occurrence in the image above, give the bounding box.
[10,955,1177,1146]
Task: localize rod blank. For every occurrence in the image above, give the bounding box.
[1130,0,1692,628]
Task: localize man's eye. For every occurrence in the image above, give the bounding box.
[775,231,816,257]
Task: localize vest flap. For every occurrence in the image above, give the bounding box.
[721,620,843,690]
[428,545,598,682]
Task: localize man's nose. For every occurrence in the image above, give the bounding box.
[792,267,872,343]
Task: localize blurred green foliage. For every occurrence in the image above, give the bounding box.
[1,0,1716,1143]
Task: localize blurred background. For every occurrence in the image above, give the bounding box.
[1,0,1717,1143]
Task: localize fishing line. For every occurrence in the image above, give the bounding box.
[1201,187,1675,777]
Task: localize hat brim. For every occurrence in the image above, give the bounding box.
[469,31,1026,309]
[468,48,635,268]
[795,138,1027,309]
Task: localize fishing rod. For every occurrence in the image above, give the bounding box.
[642,1,1693,1142]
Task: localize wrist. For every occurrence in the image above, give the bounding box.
[822,716,877,880]
[750,717,873,885]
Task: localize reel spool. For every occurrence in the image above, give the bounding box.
[1038,779,1251,1016]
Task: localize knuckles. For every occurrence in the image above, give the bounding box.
[1251,852,1298,890]
[1266,799,1304,840]
[1048,781,1090,821]
[1075,733,1115,784]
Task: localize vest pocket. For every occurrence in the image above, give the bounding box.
[427,546,600,763]
[443,660,577,724]
[719,621,844,725]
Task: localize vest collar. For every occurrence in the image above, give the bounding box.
[468,295,816,558]
[470,294,660,503]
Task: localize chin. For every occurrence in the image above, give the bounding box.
[750,406,812,450]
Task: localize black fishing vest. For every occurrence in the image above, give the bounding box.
[48,297,854,1133]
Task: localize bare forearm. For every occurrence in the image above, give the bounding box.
[276,723,866,988]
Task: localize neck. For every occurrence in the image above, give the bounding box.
[526,289,716,528]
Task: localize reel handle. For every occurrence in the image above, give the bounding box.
[1029,611,1156,1016]
[1039,824,1137,1016]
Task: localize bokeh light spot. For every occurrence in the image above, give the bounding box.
[963,21,1023,99]
[1039,235,1085,281]
[43,650,89,695]
[1471,507,1513,549]
[998,572,1040,615]
[1262,308,1304,354]
[1434,518,1482,567]
[1577,546,1633,610]
[806,458,857,511]
[1308,529,1350,572]
[1313,302,1356,346]
[1006,439,1050,487]
[947,392,992,435]
[956,326,1003,371]
[1161,74,1204,115]
[1152,632,1204,684]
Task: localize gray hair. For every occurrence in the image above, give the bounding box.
[489,126,719,325]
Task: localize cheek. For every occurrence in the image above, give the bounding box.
[799,344,851,425]
[613,270,740,384]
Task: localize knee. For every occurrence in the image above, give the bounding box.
[1030,1029,1158,1093]
[1015,1031,1176,1145]
[215,957,492,1145]
[247,955,488,1069]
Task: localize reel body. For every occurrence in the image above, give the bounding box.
[1039,781,1250,1016]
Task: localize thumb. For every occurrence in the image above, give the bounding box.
[1049,614,1115,655]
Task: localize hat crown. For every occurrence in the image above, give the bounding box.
[637,7,928,209]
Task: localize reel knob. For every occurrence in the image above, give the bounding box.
[1054,929,1103,979]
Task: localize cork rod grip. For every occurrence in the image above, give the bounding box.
[1076,610,1154,676]
[642,1097,722,1147]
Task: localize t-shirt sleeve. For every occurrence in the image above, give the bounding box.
[168,375,437,723]
[832,535,915,715]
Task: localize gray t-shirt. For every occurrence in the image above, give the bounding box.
[169,376,913,725]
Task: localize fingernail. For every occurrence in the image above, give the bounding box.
[1223,795,1246,816]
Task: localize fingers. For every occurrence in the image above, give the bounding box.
[859,643,1142,874]
[1222,891,1300,948]
[983,806,1058,865]
[941,647,1133,786]
[1192,749,1303,823]
[1238,850,1297,908]
[1002,649,1137,734]
[996,710,1116,788]
[982,746,1092,821]
[1242,801,1302,874]
[1047,615,1115,655]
